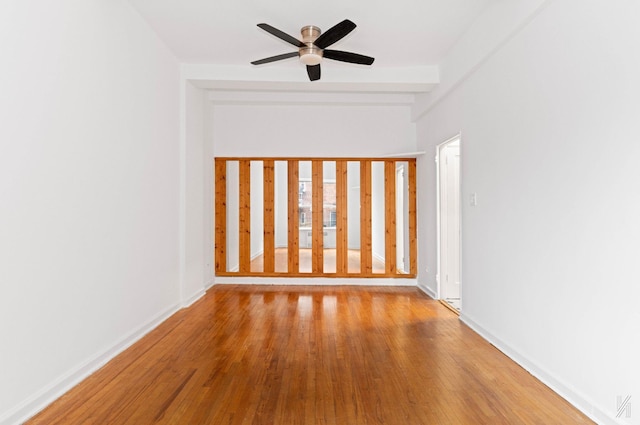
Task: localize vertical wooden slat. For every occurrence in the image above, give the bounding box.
[288,160,299,274]
[263,160,275,273]
[408,159,417,276]
[213,156,416,279]
[385,161,397,274]
[239,160,251,273]
[360,160,372,274]
[312,160,323,273]
[336,160,348,274]
[214,159,227,273]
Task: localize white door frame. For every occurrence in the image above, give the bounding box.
[436,133,462,303]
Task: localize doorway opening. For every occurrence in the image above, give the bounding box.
[437,136,461,312]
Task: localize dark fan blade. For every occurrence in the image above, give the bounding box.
[257,23,304,47]
[313,19,356,49]
[323,50,375,65]
[251,51,298,65]
[307,64,321,81]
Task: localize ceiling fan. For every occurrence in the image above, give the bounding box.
[251,19,375,81]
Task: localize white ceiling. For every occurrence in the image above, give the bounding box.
[128,0,496,91]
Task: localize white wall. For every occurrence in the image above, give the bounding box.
[415,0,640,423]
[250,161,264,260]
[0,1,180,424]
[225,161,240,271]
[413,0,550,119]
[274,161,289,248]
[371,162,386,263]
[347,161,362,249]
[211,103,416,157]
[182,81,207,301]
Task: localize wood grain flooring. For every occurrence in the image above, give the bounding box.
[250,248,387,274]
[27,286,593,424]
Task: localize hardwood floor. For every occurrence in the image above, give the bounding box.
[28,286,593,424]
[250,248,388,274]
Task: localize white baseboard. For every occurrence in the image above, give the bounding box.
[459,313,619,425]
[204,279,215,290]
[417,283,437,299]
[0,303,180,425]
[181,288,205,308]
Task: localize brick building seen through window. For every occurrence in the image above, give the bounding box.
[299,180,336,228]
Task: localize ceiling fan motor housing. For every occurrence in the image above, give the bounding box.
[301,25,321,43]
[299,25,323,65]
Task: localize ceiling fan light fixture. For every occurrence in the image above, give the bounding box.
[299,45,323,66]
[299,52,322,66]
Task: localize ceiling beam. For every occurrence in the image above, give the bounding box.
[182,64,438,94]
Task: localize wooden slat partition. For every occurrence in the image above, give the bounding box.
[385,161,397,274]
[214,159,227,273]
[287,160,299,274]
[360,160,372,274]
[263,160,275,273]
[238,160,251,273]
[408,160,418,275]
[336,160,348,274]
[214,157,417,278]
[312,160,323,273]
